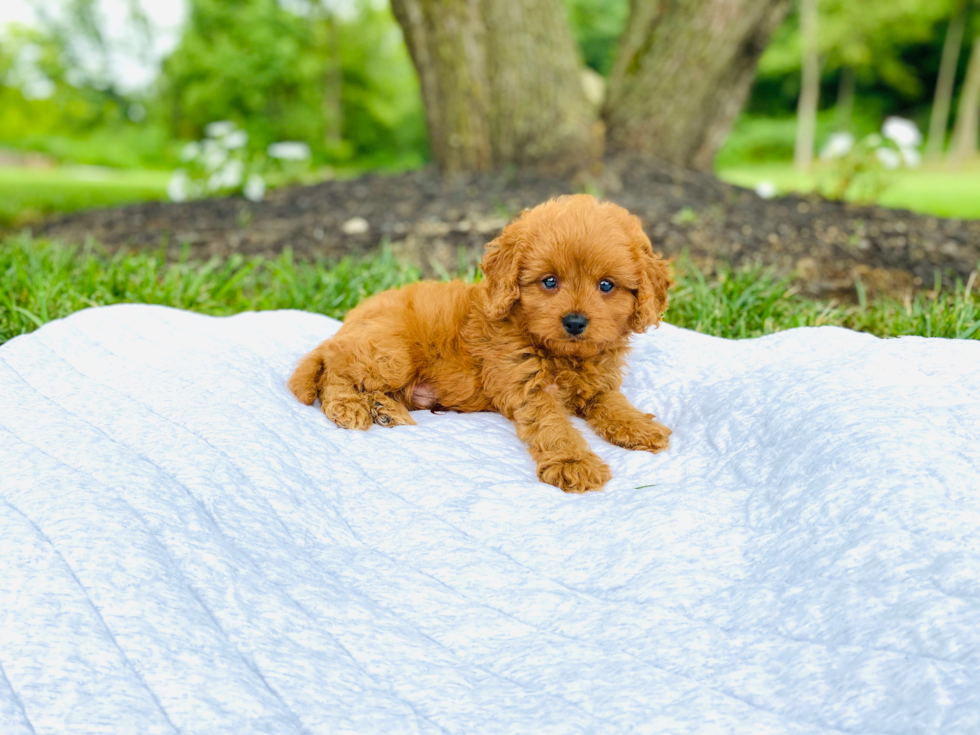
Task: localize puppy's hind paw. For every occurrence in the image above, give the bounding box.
[538,453,612,494]
[323,399,373,431]
[369,394,416,428]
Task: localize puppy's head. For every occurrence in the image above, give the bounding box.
[481,194,671,356]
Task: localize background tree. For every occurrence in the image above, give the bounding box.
[793,0,819,170]
[5,0,976,180]
[950,33,980,161]
[390,0,788,174]
[604,0,790,171]
[926,1,967,158]
[389,0,595,174]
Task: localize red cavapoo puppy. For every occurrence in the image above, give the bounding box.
[288,194,672,492]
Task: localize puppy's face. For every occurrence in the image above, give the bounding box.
[481,195,671,357]
[517,232,639,356]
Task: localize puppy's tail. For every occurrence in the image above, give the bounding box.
[288,348,326,405]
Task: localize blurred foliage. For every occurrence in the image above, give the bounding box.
[746,0,971,131]
[714,111,879,169]
[758,0,955,93]
[0,21,176,167]
[159,0,426,166]
[564,0,629,75]
[159,0,329,152]
[817,135,894,202]
[1,0,427,170]
[1,0,977,176]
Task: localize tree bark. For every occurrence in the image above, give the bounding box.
[926,3,967,159]
[834,66,855,131]
[950,37,980,164]
[389,0,595,174]
[794,0,820,171]
[603,0,790,172]
[323,16,343,145]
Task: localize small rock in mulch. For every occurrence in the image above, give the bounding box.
[34,155,980,301]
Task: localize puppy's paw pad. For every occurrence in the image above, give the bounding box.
[539,454,612,494]
[369,396,416,428]
[324,400,373,431]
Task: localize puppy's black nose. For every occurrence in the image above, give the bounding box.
[562,313,588,336]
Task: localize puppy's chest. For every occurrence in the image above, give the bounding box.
[541,357,613,409]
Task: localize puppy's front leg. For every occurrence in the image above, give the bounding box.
[583,391,671,454]
[508,390,612,493]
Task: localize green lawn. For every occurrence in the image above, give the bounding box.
[717,163,980,220]
[0,166,170,227]
[2,236,977,348]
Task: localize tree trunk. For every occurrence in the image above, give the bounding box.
[603,0,790,172]
[390,0,595,174]
[834,66,855,131]
[323,16,343,145]
[926,3,967,159]
[794,0,820,171]
[950,37,980,164]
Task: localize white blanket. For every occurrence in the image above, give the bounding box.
[1,304,978,734]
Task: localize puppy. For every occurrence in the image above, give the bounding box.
[288,194,672,492]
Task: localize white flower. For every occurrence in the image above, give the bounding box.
[901,147,922,168]
[180,142,201,162]
[208,159,245,191]
[205,120,237,138]
[820,132,855,160]
[167,170,190,202]
[201,140,228,172]
[223,130,249,149]
[342,217,370,235]
[754,181,777,199]
[882,117,922,149]
[875,147,901,170]
[267,142,311,161]
[244,173,266,202]
[580,68,605,107]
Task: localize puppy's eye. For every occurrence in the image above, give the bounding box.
[598,279,614,293]
[542,276,559,290]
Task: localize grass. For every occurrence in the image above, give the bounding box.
[0,166,171,227]
[2,235,978,348]
[0,155,418,228]
[717,162,980,220]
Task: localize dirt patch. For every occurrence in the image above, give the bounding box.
[35,156,980,300]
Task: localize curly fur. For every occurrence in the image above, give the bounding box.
[288,194,673,493]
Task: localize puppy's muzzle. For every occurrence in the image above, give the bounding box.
[562,313,588,336]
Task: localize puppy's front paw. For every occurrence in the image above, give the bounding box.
[538,454,612,494]
[608,418,672,454]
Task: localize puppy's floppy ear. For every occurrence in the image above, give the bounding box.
[626,216,672,333]
[480,218,525,320]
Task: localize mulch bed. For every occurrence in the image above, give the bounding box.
[34,156,980,301]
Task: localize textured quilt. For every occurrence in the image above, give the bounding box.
[1,304,978,735]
